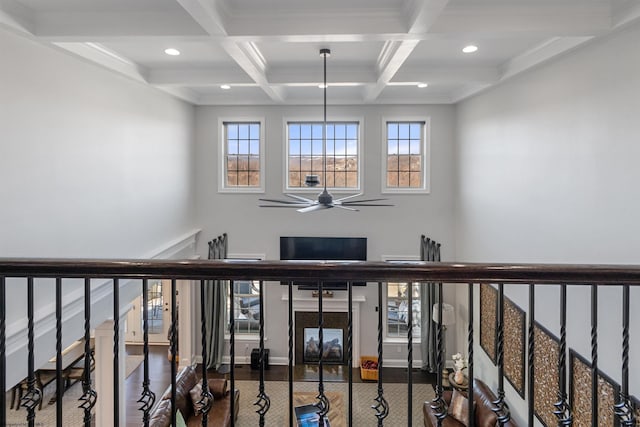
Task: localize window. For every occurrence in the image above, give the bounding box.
[219,120,265,192]
[228,280,261,334]
[386,282,421,339]
[384,120,429,193]
[286,122,359,190]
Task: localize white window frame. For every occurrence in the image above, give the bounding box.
[218,118,266,193]
[284,117,363,193]
[381,117,431,194]
[381,255,422,343]
[224,254,266,339]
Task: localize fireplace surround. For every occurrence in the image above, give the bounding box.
[283,294,365,367]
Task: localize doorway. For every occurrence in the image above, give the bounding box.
[125,279,173,344]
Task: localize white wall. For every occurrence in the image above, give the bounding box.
[455,22,640,425]
[0,27,197,387]
[194,104,457,365]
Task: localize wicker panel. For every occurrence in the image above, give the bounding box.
[480,284,497,365]
[503,297,525,398]
[533,322,560,427]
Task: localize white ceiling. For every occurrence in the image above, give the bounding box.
[2,0,639,105]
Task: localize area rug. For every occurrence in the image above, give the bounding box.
[233,380,434,426]
[5,354,145,426]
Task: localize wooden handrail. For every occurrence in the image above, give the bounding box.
[1,258,640,284]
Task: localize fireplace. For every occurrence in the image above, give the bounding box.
[284,294,364,367]
[295,312,348,365]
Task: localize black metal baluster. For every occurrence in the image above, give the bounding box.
[113,278,120,427]
[407,283,413,427]
[528,284,535,427]
[467,283,475,427]
[316,281,330,423]
[229,280,235,427]
[614,284,635,426]
[591,284,598,427]
[79,277,97,427]
[348,281,353,427]
[430,282,446,426]
[255,280,270,426]
[138,279,156,426]
[373,281,389,426]
[56,278,63,427]
[21,277,41,427]
[169,279,177,427]
[0,276,4,427]
[288,281,294,427]
[492,283,511,424]
[554,284,572,425]
[198,279,213,426]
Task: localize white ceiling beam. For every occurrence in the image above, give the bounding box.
[156,86,201,105]
[499,36,594,81]
[268,66,377,85]
[394,66,500,85]
[175,0,227,36]
[222,41,285,103]
[404,0,452,34]
[148,68,256,86]
[34,11,206,38]
[53,42,148,84]
[363,39,420,102]
[430,1,612,36]
[0,0,35,35]
[612,0,640,28]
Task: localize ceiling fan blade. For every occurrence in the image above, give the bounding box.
[339,203,394,207]
[259,198,308,205]
[259,204,310,208]
[334,204,359,212]
[285,194,315,203]
[297,204,330,213]
[334,193,363,202]
[341,198,390,204]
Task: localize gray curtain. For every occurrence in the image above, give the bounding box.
[204,234,228,370]
[420,235,441,372]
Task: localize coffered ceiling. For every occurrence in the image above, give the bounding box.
[2,0,638,105]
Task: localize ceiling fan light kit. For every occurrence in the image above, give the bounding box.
[259,49,393,213]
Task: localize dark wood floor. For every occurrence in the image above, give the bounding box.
[124,346,436,424]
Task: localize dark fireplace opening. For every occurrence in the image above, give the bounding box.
[303,327,343,364]
[295,312,348,365]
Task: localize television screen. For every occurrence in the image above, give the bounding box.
[279,237,367,290]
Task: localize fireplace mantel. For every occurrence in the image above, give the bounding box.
[282,293,365,367]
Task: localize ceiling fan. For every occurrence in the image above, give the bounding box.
[259,49,393,213]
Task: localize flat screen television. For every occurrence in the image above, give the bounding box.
[279,236,367,290]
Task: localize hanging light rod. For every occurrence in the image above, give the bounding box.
[259,48,393,213]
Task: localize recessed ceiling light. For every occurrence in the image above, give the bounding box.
[220,84,231,90]
[417,83,428,88]
[164,48,180,56]
[462,45,478,54]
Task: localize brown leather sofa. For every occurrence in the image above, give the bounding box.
[149,365,239,427]
[423,379,518,427]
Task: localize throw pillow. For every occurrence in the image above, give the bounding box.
[447,389,472,426]
[176,409,187,427]
[189,382,207,414]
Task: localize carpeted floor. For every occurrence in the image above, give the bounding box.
[234,380,434,426]
[4,354,145,426]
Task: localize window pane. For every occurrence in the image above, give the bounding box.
[312,139,323,155]
[238,125,249,139]
[289,157,300,172]
[326,124,335,139]
[238,156,249,171]
[388,140,398,155]
[335,139,345,154]
[410,155,421,172]
[250,140,260,155]
[312,124,323,139]
[228,140,238,155]
[238,140,249,155]
[346,124,357,139]
[398,140,409,155]
[249,123,259,139]
[249,156,260,171]
[301,139,312,155]
[410,139,421,155]
[335,124,346,139]
[227,124,238,139]
[290,140,300,155]
[301,124,312,138]
[387,172,398,187]
[346,140,357,156]
[387,155,399,172]
[398,123,410,139]
[289,124,300,139]
[388,123,398,139]
[227,156,238,171]
[387,282,421,338]
[409,123,421,139]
